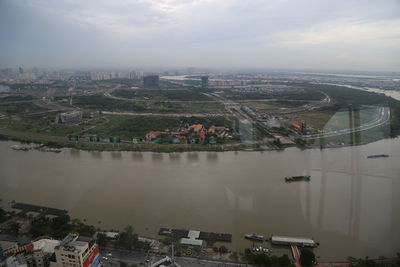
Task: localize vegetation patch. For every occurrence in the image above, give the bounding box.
[72,95,224,113]
[112,88,212,101]
[244,100,307,111]
[0,102,46,115]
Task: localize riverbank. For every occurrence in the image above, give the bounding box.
[1,129,394,153]
[0,127,295,152]
[0,132,258,152]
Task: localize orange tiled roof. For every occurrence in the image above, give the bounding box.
[192,124,203,130]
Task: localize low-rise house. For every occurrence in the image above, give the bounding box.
[146,131,161,141]
[191,124,205,134]
[208,125,226,134]
[199,133,206,142]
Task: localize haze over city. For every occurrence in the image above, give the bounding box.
[1,0,400,72]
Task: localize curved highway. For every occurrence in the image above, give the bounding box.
[303,106,390,139]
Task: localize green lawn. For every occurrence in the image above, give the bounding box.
[288,107,381,131]
[112,88,213,101]
[0,102,46,116]
[3,112,87,136]
[72,95,224,113]
[243,100,306,111]
[0,95,36,102]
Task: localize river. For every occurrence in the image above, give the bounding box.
[1,138,399,260]
[322,83,400,101]
[1,87,400,261]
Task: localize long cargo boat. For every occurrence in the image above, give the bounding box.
[271,235,319,247]
[367,154,389,158]
[245,234,264,241]
[285,175,311,182]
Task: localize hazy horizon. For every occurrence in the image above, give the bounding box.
[1,0,399,72]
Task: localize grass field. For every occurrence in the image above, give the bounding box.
[0,102,47,116]
[0,95,36,102]
[243,100,306,111]
[1,112,87,136]
[314,124,391,146]
[112,88,212,101]
[72,95,224,113]
[291,107,382,132]
[221,88,325,101]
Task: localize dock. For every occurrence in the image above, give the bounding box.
[158,228,231,246]
[11,203,68,216]
[291,245,301,267]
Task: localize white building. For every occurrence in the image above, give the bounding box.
[50,234,100,267]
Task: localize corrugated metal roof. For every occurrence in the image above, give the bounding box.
[180,230,203,246]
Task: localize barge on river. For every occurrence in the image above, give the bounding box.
[367,154,389,158]
[270,235,319,248]
[285,175,310,182]
[245,234,264,241]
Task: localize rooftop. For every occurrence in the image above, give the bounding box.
[181,230,203,246]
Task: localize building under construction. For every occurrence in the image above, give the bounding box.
[55,111,83,124]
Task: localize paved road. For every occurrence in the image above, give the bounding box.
[100,251,253,267]
[104,92,217,104]
[262,92,331,115]
[101,111,230,117]
[303,106,390,140]
[33,99,76,112]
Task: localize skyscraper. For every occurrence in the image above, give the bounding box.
[201,76,209,88]
[143,75,159,87]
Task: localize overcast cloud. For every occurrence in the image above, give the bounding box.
[0,0,399,71]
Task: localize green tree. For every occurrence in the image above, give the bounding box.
[7,222,20,235]
[218,245,228,254]
[300,249,316,267]
[115,226,138,251]
[52,215,70,227]
[96,233,108,247]
[0,208,8,223]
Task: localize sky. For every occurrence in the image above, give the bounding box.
[0,0,399,72]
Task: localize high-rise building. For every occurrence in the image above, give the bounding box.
[143,75,159,87]
[90,72,112,80]
[50,234,100,267]
[129,71,143,80]
[19,67,24,74]
[201,76,209,88]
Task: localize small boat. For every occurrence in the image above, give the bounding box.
[245,234,264,241]
[285,175,311,182]
[44,148,62,153]
[367,154,389,158]
[251,245,272,253]
[11,145,31,151]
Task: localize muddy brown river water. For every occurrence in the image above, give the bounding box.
[1,136,399,260]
